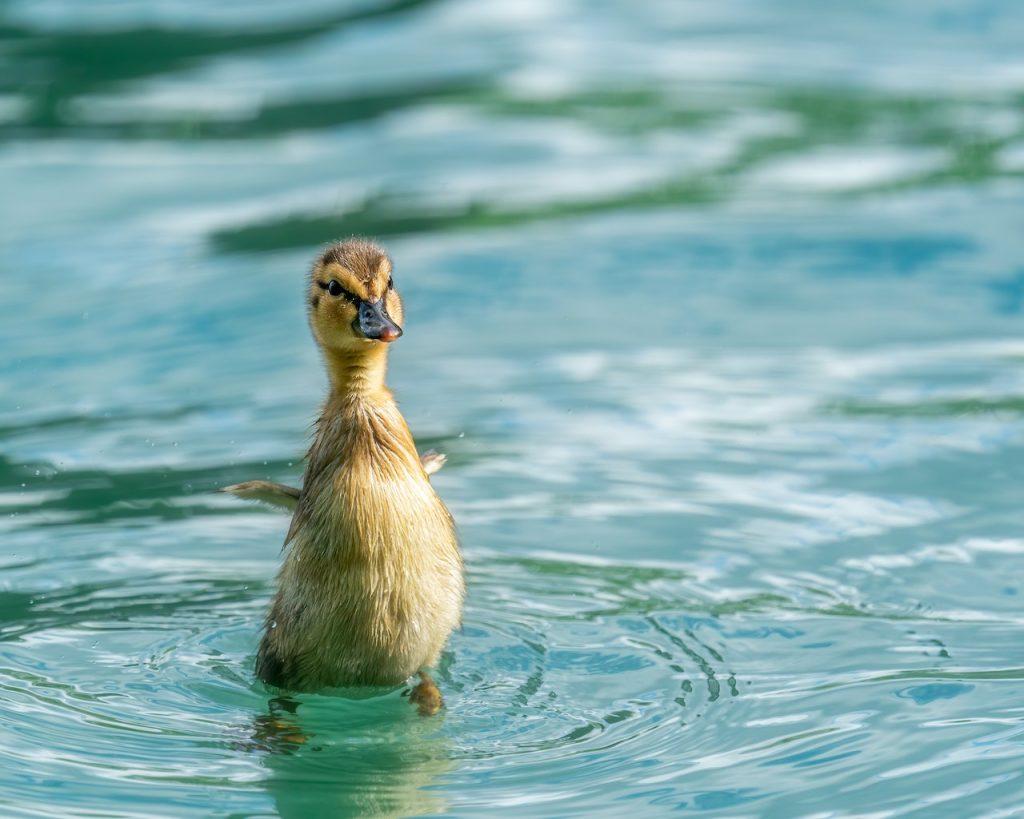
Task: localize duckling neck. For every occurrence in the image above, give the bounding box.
[323,345,390,402]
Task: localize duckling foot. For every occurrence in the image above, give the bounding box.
[409,672,444,717]
[243,698,307,753]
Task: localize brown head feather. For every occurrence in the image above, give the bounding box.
[315,239,391,298]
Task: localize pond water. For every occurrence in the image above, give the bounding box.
[2,0,1024,815]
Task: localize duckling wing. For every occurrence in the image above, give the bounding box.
[221,451,442,514]
[420,450,447,476]
[220,480,300,512]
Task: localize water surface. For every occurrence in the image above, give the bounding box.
[2,0,1024,815]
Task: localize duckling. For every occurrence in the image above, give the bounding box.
[222,239,463,715]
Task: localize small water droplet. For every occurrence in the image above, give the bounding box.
[271,620,278,629]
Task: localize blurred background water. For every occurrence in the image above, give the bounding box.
[1,0,1024,815]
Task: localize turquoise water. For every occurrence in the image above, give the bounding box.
[2,0,1024,814]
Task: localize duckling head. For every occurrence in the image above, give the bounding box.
[307,238,404,354]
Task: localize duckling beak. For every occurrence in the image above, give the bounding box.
[355,298,403,343]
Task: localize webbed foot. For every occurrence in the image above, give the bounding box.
[409,672,444,716]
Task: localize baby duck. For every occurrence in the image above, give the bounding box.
[223,239,463,715]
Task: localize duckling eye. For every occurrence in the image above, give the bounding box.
[387,276,394,290]
[320,279,358,303]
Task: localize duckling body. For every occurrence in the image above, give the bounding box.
[225,239,463,708]
[257,380,463,690]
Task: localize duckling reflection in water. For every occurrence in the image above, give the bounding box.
[223,239,464,715]
[246,696,453,817]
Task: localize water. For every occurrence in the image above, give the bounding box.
[2,0,1024,814]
